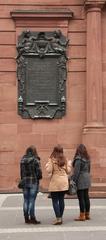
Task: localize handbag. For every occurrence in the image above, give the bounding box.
[67,180,77,195]
[18,179,25,189]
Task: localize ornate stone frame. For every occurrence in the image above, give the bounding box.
[17,30,68,119]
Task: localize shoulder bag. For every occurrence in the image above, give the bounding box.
[67,179,77,195]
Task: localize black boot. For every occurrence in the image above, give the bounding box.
[24,216,30,224]
[30,217,41,224]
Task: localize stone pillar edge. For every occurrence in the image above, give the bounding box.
[83,0,105,133]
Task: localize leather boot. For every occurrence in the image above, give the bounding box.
[30,217,41,224]
[24,216,30,224]
[85,212,90,220]
[53,218,62,225]
[74,212,85,221]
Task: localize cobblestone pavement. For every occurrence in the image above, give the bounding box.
[0,193,106,240]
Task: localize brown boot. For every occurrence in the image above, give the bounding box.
[85,212,90,220]
[74,212,86,221]
[53,218,62,225]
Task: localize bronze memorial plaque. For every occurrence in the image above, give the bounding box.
[26,56,58,103]
[17,30,68,119]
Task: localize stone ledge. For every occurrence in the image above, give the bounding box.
[11,9,73,20]
[0,183,106,198]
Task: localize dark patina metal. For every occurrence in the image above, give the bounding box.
[16,30,68,119]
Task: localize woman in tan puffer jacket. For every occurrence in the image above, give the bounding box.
[46,145,71,225]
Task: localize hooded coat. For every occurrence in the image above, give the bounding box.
[46,158,71,192]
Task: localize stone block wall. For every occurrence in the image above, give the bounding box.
[0,0,106,191]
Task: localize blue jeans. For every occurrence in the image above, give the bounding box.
[23,184,38,218]
[51,191,65,218]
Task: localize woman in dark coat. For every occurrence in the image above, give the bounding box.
[72,144,91,221]
[20,145,42,224]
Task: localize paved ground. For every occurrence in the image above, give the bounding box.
[0,193,106,240]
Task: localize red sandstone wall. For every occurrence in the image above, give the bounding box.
[103,9,106,122]
[0,0,106,191]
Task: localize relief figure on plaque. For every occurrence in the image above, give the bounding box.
[50,30,69,57]
[17,30,33,59]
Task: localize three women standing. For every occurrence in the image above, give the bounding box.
[19,143,91,224]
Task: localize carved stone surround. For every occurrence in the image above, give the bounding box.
[11,9,73,119]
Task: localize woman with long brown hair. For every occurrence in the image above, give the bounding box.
[72,144,91,221]
[46,145,71,225]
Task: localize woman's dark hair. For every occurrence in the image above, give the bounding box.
[50,144,66,167]
[26,145,40,159]
[73,144,90,166]
[72,144,90,167]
